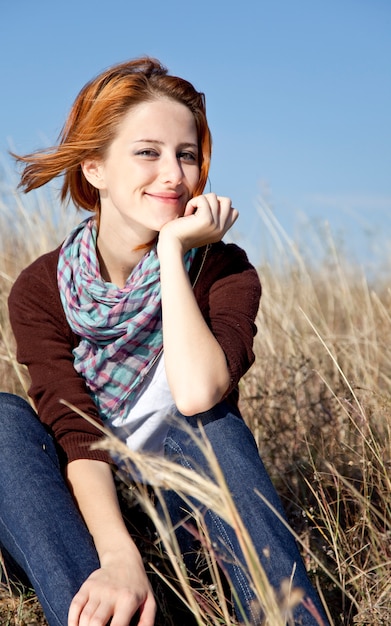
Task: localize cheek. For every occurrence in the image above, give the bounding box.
[189,170,201,194]
[191,178,204,197]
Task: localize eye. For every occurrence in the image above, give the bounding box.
[178,151,197,162]
[135,149,159,158]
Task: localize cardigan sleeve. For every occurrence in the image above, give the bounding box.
[8,249,111,467]
[192,242,261,397]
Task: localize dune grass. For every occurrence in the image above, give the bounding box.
[0,174,390,625]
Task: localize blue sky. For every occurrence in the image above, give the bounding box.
[1,0,390,270]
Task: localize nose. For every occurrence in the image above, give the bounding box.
[159,153,183,186]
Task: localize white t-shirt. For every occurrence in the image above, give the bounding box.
[105,352,178,454]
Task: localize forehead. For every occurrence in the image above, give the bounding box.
[117,98,197,138]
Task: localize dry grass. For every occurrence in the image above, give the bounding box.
[0,172,390,624]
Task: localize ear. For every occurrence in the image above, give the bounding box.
[81,158,105,190]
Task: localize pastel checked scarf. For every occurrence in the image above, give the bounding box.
[57,218,196,421]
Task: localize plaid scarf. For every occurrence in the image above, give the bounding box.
[57,218,195,421]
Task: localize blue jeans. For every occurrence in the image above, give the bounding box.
[0,393,329,625]
[0,393,100,626]
[163,403,329,625]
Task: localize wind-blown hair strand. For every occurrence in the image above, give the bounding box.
[14,57,212,214]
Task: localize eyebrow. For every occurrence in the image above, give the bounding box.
[133,139,198,149]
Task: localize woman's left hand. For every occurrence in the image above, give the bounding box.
[159,193,238,253]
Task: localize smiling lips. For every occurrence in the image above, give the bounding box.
[146,191,184,204]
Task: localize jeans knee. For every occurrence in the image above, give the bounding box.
[195,406,257,458]
[0,393,39,442]
[0,392,32,414]
[166,402,257,471]
[0,393,60,476]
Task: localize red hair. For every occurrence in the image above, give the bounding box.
[14,57,212,213]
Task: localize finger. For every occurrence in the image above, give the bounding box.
[219,196,238,219]
[68,590,88,626]
[203,194,234,226]
[230,206,239,225]
[211,197,236,233]
[183,193,210,217]
[79,597,108,626]
[204,192,222,218]
[137,593,157,626]
[80,600,112,626]
[184,194,223,226]
[110,592,155,626]
[216,195,234,216]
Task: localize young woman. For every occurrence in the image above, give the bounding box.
[0,58,329,626]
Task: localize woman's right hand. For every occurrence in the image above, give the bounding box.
[68,547,156,626]
[65,459,156,626]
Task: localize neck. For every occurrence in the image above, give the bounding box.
[96,236,151,288]
[96,215,156,288]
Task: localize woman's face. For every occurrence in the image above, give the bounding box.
[86,98,200,240]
